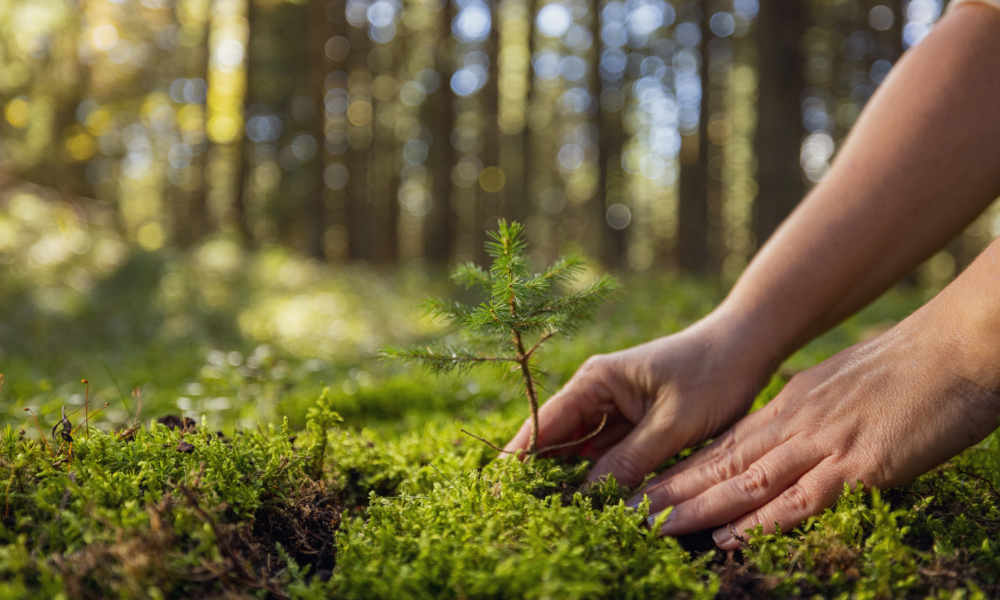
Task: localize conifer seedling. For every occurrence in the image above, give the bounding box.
[384,220,617,455]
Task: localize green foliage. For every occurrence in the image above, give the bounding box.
[332,458,718,600]
[384,220,617,452]
[3,235,1000,598]
[386,221,616,370]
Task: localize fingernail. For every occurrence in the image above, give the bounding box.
[712,527,735,549]
[626,494,643,509]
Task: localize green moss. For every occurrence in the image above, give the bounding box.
[3,237,1000,597]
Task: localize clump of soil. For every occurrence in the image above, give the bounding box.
[156,415,197,432]
[49,416,353,598]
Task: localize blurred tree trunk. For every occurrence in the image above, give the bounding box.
[233,0,257,247]
[677,4,711,274]
[308,0,329,260]
[589,0,607,264]
[892,0,905,58]
[424,0,457,263]
[516,0,538,225]
[48,1,92,203]
[591,0,627,268]
[475,1,502,262]
[752,1,806,250]
[374,47,400,263]
[346,19,373,261]
[173,1,213,247]
[189,8,213,243]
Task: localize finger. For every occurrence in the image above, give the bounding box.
[654,440,824,536]
[629,410,782,509]
[711,459,845,550]
[585,416,676,488]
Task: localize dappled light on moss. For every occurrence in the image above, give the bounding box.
[3,202,1000,596]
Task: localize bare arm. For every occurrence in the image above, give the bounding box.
[719,3,1000,372]
[505,4,1000,506]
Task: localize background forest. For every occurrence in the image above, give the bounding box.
[6,2,1000,597]
[3,0,996,278]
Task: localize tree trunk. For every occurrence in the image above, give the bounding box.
[373,44,400,264]
[233,0,256,247]
[752,2,806,251]
[308,0,329,260]
[515,0,538,225]
[424,0,457,263]
[190,5,213,243]
[591,0,627,268]
[346,18,373,261]
[677,4,712,274]
[475,1,502,262]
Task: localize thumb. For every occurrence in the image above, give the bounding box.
[585,417,675,488]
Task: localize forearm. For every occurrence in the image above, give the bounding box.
[716,4,1000,372]
[925,236,1000,394]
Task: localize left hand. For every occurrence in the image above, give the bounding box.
[630,303,1000,550]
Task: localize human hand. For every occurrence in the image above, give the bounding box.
[633,305,1000,550]
[502,312,776,488]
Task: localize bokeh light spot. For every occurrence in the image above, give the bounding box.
[4,98,29,128]
[478,166,506,193]
[606,203,631,230]
[537,3,572,38]
[868,5,894,31]
[137,222,165,251]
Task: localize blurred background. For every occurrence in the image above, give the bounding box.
[0,0,996,429]
[3,0,997,274]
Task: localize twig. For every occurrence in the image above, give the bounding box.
[460,413,609,457]
[460,429,517,454]
[534,413,608,454]
[523,330,556,361]
[445,355,517,364]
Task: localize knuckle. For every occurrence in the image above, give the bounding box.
[580,355,608,377]
[781,483,812,514]
[738,464,770,497]
[707,453,740,484]
[711,430,737,453]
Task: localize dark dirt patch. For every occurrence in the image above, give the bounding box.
[51,480,349,599]
[157,415,197,432]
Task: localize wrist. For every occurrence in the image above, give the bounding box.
[915,239,1000,395]
[700,301,790,380]
[690,305,785,391]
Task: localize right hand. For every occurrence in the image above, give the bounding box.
[502,312,776,488]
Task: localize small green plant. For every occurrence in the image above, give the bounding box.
[384,220,617,454]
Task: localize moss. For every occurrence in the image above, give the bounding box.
[3,237,1000,597]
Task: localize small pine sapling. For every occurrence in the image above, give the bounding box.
[384,220,617,455]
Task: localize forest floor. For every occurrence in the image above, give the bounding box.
[2,198,1000,598]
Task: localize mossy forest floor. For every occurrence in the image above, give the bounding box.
[3,196,1000,598]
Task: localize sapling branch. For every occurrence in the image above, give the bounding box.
[523,330,556,361]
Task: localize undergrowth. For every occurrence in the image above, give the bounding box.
[2,387,1000,598]
[3,197,997,598]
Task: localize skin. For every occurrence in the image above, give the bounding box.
[503,3,1000,550]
